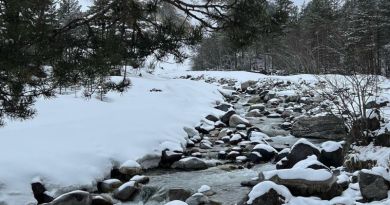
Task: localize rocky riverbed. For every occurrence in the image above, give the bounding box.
[36,74,390,205]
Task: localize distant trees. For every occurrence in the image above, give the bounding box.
[193,0,390,75]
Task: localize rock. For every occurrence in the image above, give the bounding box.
[241,80,257,91]
[246,181,292,205]
[167,188,193,201]
[229,114,250,127]
[375,133,390,147]
[260,169,343,199]
[206,114,219,122]
[292,155,329,170]
[230,134,242,145]
[248,151,262,163]
[367,116,381,131]
[47,190,92,205]
[130,175,150,184]
[248,96,263,104]
[119,160,142,176]
[359,170,390,202]
[276,139,320,169]
[240,178,260,187]
[98,179,123,193]
[246,109,263,118]
[184,127,200,138]
[31,182,54,204]
[137,153,161,170]
[215,103,232,112]
[165,200,188,205]
[91,195,113,205]
[226,151,240,160]
[221,110,236,125]
[172,157,208,170]
[266,113,281,118]
[274,148,290,163]
[248,104,265,112]
[291,114,347,140]
[252,144,277,161]
[113,181,139,201]
[236,124,247,130]
[185,193,209,205]
[160,150,183,168]
[280,122,292,130]
[218,151,227,160]
[319,141,344,168]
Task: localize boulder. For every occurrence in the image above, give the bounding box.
[91,195,113,205]
[276,139,320,169]
[375,133,390,147]
[185,193,209,205]
[119,160,142,176]
[165,201,188,205]
[46,190,92,205]
[221,110,236,125]
[167,188,193,201]
[130,175,150,184]
[319,141,344,168]
[113,181,139,201]
[160,150,183,168]
[248,104,265,112]
[172,157,208,171]
[246,181,292,205]
[229,114,250,127]
[252,144,277,161]
[246,109,263,118]
[98,179,123,193]
[359,170,390,202]
[248,151,262,163]
[31,182,54,204]
[247,96,263,104]
[291,115,347,140]
[260,169,343,199]
[241,80,257,91]
[137,153,161,170]
[215,103,232,112]
[206,114,219,122]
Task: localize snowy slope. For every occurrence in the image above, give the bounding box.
[0,74,222,204]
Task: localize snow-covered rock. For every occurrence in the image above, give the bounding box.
[172,157,208,171]
[119,160,142,176]
[229,114,250,127]
[165,200,188,205]
[247,181,292,205]
[113,181,139,201]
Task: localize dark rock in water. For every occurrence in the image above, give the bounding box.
[359,171,390,202]
[319,141,344,168]
[252,144,277,161]
[159,150,183,168]
[274,149,290,163]
[276,139,320,169]
[215,103,231,112]
[185,193,210,205]
[167,188,193,201]
[98,179,123,193]
[206,114,219,122]
[32,182,54,204]
[240,179,260,187]
[218,151,227,160]
[229,114,251,127]
[248,151,262,163]
[172,157,208,171]
[47,190,92,205]
[113,181,139,201]
[291,114,347,140]
[91,195,113,205]
[221,110,236,125]
[375,133,390,147]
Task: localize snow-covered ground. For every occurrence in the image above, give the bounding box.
[2,70,390,205]
[0,73,222,204]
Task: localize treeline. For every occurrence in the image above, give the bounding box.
[192,0,390,75]
[0,0,291,124]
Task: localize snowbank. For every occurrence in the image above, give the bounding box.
[0,74,222,204]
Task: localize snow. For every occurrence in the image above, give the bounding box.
[291,138,320,152]
[321,141,343,152]
[0,74,222,204]
[253,144,277,153]
[263,168,333,181]
[247,181,292,204]
[197,185,211,193]
[292,155,326,169]
[165,200,188,205]
[117,181,136,191]
[120,160,141,169]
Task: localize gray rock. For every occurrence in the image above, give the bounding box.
[241,80,257,91]
[45,190,92,205]
[99,179,123,193]
[375,133,390,147]
[276,139,320,169]
[119,160,142,176]
[185,193,209,205]
[113,181,139,201]
[229,114,250,127]
[291,114,347,140]
[137,153,161,170]
[359,171,390,202]
[184,127,200,138]
[167,188,193,201]
[91,195,113,205]
[172,157,208,171]
[248,96,263,104]
[221,110,236,125]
